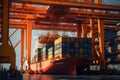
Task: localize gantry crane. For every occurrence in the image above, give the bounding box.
[0,0,120,72]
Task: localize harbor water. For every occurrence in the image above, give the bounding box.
[23,74,120,80]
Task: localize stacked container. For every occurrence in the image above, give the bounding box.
[41,47,47,61]
[41,43,54,60]
[105,30,120,74]
[33,48,41,62]
[54,37,92,59]
[105,30,120,61]
[83,38,92,58]
[48,47,54,60]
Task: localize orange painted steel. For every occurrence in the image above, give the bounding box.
[96,0,102,4]
[13,40,21,48]
[26,18,33,70]
[10,3,47,14]
[12,0,120,11]
[8,16,119,26]
[9,8,120,20]
[76,24,81,37]
[81,24,88,38]
[9,29,18,38]
[20,29,24,71]
[2,0,8,46]
[0,0,16,70]
[97,19,105,71]
[90,18,96,61]
[0,0,120,72]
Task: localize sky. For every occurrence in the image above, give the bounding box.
[2,0,120,70]
[103,0,120,5]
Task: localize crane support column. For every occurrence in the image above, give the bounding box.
[26,19,32,71]
[89,0,94,3]
[76,25,81,37]
[0,0,16,70]
[20,29,24,71]
[2,0,9,45]
[82,24,87,38]
[90,18,96,62]
[97,19,105,71]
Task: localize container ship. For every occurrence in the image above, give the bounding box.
[30,36,92,75]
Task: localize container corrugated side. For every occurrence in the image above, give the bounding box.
[54,37,62,45]
[48,47,54,59]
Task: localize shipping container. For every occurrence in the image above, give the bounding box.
[105,54,118,61]
[33,54,38,62]
[48,51,53,59]
[55,37,83,45]
[70,37,75,42]
[87,38,92,43]
[55,37,64,45]
[79,43,83,48]
[42,55,47,60]
[76,37,81,42]
[54,48,63,58]
[74,42,79,48]
[48,47,54,59]
[55,38,85,50]
[83,38,88,43]
[54,37,92,59]
[41,42,54,60]
[33,37,92,62]
[34,48,42,61]
[105,31,117,41]
[111,44,120,52]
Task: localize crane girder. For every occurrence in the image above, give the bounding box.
[11,0,120,11]
[9,6,120,20]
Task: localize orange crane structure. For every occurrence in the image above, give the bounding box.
[0,0,120,72]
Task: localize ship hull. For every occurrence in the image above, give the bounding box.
[30,58,90,75]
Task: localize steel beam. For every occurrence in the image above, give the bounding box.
[97,19,105,71]
[20,29,24,71]
[13,40,20,48]
[26,18,32,70]
[2,0,9,45]
[11,0,120,11]
[10,8,47,14]
[0,0,16,70]
[76,24,81,37]
[81,24,87,38]
[9,29,18,38]
[8,24,76,32]
[90,18,96,61]
[9,9,120,20]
